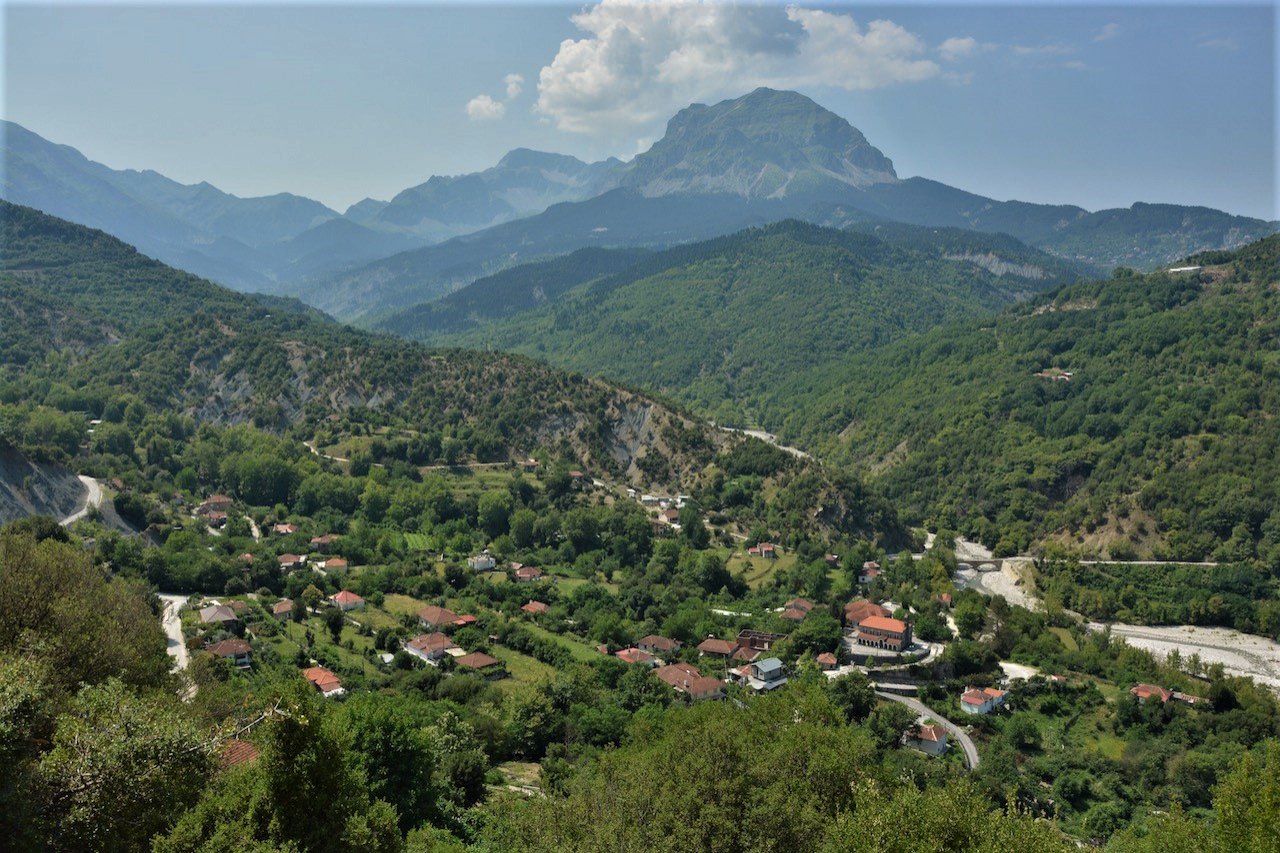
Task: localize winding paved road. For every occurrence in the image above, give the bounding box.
[875,690,980,770]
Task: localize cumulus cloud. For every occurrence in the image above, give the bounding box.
[1094,23,1121,42]
[938,36,979,62]
[534,0,943,135]
[465,94,506,121]
[504,73,525,99]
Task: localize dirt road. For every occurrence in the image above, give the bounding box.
[59,475,102,526]
[158,593,190,672]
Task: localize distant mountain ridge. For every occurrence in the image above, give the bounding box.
[3,88,1274,321]
[306,89,1274,322]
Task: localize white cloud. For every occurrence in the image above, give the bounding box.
[938,37,997,64]
[504,73,525,99]
[465,94,506,121]
[1094,23,1121,42]
[534,0,943,135]
[1062,60,1090,71]
[1199,37,1239,52]
[1013,43,1075,56]
[938,37,979,62]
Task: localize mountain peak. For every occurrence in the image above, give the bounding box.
[622,89,897,199]
[496,148,590,172]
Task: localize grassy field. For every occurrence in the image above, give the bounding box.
[403,532,432,551]
[554,575,619,594]
[267,618,385,679]
[489,645,558,691]
[1049,626,1079,651]
[728,551,798,589]
[382,593,430,619]
[520,622,603,663]
[351,605,402,631]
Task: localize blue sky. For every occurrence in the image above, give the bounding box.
[3,2,1275,219]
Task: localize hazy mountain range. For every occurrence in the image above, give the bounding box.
[3,88,1274,323]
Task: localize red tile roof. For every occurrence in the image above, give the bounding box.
[638,635,681,652]
[914,724,947,743]
[455,652,502,670]
[686,676,726,698]
[272,598,293,615]
[816,652,838,667]
[206,638,252,657]
[654,663,702,688]
[303,666,342,693]
[1131,683,1173,703]
[330,590,363,606]
[843,600,890,625]
[521,601,550,615]
[615,648,656,665]
[697,637,736,656]
[220,738,259,768]
[419,605,461,626]
[407,632,456,653]
[961,686,1006,706]
[859,615,908,634]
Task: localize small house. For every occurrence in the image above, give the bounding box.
[404,632,459,664]
[960,686,1006,715]
[302,666,345,698]
[468,552,497,572]
[637,635,681,655]
[206,638,252,669]
[903,724,949,756]
[455,652,505,679]
[199,604,238,626]
[277,554,306,572]
[697,637,736,659]
[329,590,364,612]
[419,605,462,629]
[271,599,294,621]
[615,647,657,667]
[514,565,544,583]
[521,601,550,616]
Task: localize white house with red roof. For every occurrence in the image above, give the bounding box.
[330,590,364,611]
[960,686,1006,715]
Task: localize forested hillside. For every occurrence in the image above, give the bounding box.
[0,200,723,489]
[389,221,1082,427]
[787,236,1280,561]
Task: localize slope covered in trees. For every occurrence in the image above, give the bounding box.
[785,235,1280,561]
[386,221,1084,427]
[0,201,728,489]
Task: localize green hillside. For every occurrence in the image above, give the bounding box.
[0,201,721,489]
[786,235,1280,562]
[394,220,1084,427]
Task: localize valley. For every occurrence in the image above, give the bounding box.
[1,18,1277,846]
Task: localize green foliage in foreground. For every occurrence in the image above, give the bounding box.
[787,235,1280,560]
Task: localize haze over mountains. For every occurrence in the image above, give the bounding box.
[3,88,1274,323]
